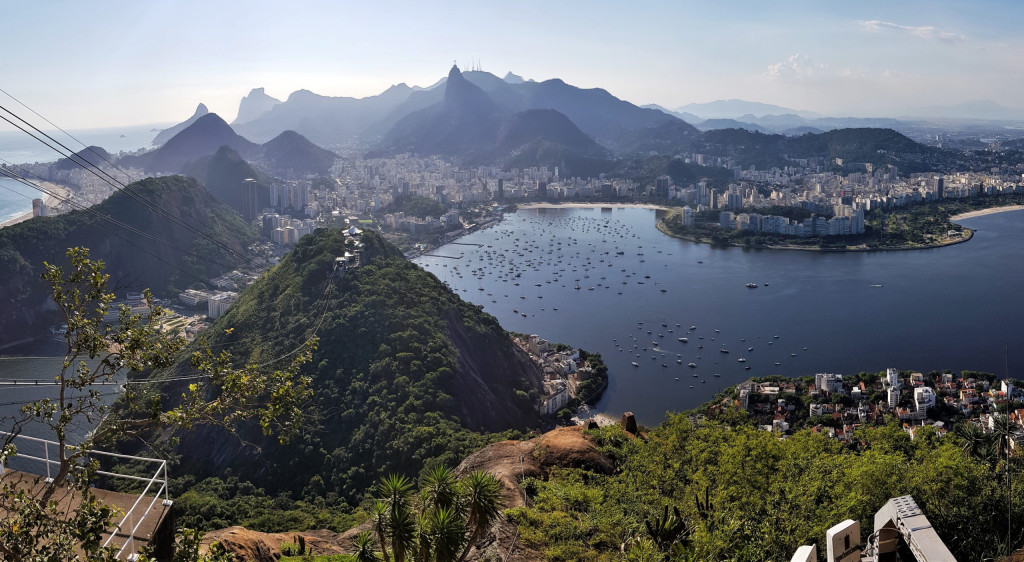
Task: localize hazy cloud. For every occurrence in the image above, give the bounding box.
[764,54,826,80]
[859,20,965,43]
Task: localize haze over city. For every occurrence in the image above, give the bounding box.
[5,0,1024,130]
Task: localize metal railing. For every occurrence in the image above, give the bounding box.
[0,430,172,560]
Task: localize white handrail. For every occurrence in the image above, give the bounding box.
[102,461,165,549]
[1,430,171,560]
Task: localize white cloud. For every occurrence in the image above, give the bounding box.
[859,20,965,43]
[764,54,826,80]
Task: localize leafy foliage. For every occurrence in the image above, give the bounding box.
[1,248,310,560]
[508,414,1023,560]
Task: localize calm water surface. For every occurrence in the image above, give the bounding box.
[415,206,1024,424]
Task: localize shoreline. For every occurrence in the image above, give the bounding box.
[517,202,670,211]
[0,182,72,229]
[949,204,1024,221]
[424,199,1023,258]
[655,218,975,253]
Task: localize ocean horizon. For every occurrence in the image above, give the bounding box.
[0,123,164,223]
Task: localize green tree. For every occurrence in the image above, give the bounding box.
[0,248,313,561]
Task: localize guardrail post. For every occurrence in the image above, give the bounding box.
[44,441,53,483]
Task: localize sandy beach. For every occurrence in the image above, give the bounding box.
[950,205,1024,221]
[517,202,671,211]
[0,182,71,228]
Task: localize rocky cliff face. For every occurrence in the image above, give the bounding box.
[232,88,282,125]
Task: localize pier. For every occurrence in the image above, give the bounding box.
[421,253,463,259]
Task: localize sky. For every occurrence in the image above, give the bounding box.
[3,0,1023,130]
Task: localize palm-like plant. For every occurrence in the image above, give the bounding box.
[644,505,690,551]
[427,506,468,562]
[456,470,503,562]
[379,474,414,509]
[955,421,992,462]
[389,503,417,562]
[352,530,378,562]
[372,500,393,562]
[419,464,460,514]
[366,467,503,562]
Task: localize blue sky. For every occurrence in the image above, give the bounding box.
[3,0,1022,129]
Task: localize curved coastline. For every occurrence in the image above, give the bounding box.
[513,202,978,252]
[949,204,1024,222]
[0,182,71,229]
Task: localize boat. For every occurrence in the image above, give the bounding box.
[714,373,721,377]
[719,347,729,354]
[745,282,758,288]
[678,337,688,343]
[688,363,697,368]
[737,358,746,363]
[632,362,639,367]
[660,289,667,293]
[690,326,696,330]
[748,347,754,351]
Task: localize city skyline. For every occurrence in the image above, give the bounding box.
[3,0,1024,130]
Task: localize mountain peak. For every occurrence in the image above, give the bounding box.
[152,103,213,146]
[234,88,282,125]
[443,64,494,111]
[503,72,525,84]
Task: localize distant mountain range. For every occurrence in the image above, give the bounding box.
[368,65,618,174]
[195,65,690,157]
[127,113,336,178]
[136,66,1001,181]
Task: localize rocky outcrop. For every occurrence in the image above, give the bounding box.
[451,426,613,561]
[201,527,354,562]
[456,426,612,509]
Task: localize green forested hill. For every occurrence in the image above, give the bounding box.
[696,127,945,173]
[509,407,1015,561]
[0,175,257,344]
[151,229,543,507]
